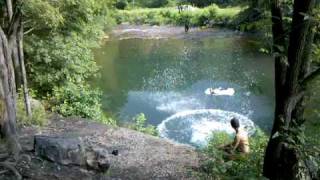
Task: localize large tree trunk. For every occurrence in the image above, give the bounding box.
[0,0,24,158]
[0,26,21,158]
[263,0,316,179]
[5,2,32,117]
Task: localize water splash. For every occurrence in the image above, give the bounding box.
[157,109,255,146]
[205,87,235,96]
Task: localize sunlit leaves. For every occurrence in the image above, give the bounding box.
[22,0,115,123]
[22,0,64,31]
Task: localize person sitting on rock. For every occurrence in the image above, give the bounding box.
[219,118,250,156]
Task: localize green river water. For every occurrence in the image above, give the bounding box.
[93,26,274,146]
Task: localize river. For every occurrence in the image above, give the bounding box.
[93,25,274,146]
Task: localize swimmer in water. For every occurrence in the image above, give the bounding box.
[219,118,250,156]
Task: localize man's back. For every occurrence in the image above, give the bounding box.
[235,128,250,153]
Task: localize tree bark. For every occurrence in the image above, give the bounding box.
[0,26,21,158]
[263,0,316,179]
[17,18,32,117]
[5,0,13,21]
[270,0,287,135]
[0,0,23,158]
[263,1,287,176]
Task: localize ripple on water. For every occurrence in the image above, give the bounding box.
[157,109,256,146]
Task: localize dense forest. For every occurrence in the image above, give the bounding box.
[0,0,319,179]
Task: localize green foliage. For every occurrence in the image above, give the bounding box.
[274,117,320,179]
[48,83,115,125]
[25,34,100,95]
[132,0,170,8]
[25,35,99,95]
[187,0,240,7]
[115,0,128,9]
[197,129,268,179]
[22,0,116,123]
[114,5,242,26]
[22,0,64,31]
[17,90,48,127]
[129,113,159,136]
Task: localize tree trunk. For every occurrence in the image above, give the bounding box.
[0,26,21,158]
[0,0,23,158]
[17,18,32,117]
[12,41,22,88]
[263,0,316,179]
[5,0,13,21]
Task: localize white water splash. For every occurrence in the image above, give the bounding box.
[142,91,204,113]
[205,87,235,96]
[120,29,147,33]
[156,96,203,113]
[157,109,255,145]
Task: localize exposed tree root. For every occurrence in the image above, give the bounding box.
[0,162,22,180]
[0,153,9,161]
[0,169,8,174]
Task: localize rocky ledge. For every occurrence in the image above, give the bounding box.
[11,116,200,180]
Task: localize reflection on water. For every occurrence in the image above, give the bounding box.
[93,27,274,146]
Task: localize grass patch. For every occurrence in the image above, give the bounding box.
[196,129,268,179]
[17,90,48,127]
[128,113,159,136]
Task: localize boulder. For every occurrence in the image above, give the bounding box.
[34,135,110,173]
[34,135,86,166]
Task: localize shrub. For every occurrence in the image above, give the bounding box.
[48,83,115,125]
[197,129,268,179]
[115,0,128,10]
[25,34,100,96]
[206,4,218,17]
[136,0,169,8]
[23,0,115,126]
[113,5,241,27]
[129,113,158,136]
[17,91,48,126]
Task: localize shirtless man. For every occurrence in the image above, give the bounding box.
[220,118,250,155]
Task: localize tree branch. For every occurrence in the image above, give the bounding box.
[5,0,13,22]
[23,27,35,35]
[301,67,320,86]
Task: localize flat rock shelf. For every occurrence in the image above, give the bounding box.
[14,116,200,180]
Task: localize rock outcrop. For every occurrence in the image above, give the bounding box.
[15,116,200,180]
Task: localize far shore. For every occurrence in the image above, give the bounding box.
[107,24,246,40]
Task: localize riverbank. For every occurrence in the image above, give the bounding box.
[1,115,200,179]
[107,24,248,40]
[113,5,245,27]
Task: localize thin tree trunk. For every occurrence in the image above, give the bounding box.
[9,13,23,90]
[5,0,13,21]
[17,19,32,117]
[12,41,22,88]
